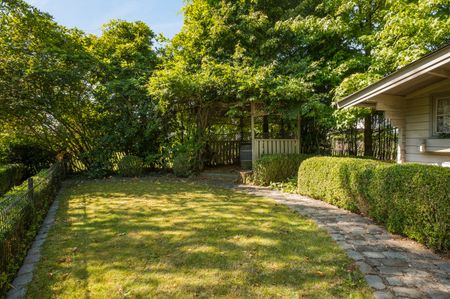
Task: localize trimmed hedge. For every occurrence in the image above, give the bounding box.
[0,164,25,196]
[298,157,450,251]
[0,162,65,296]
[253,154,311,186]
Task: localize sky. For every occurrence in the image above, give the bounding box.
[25,0,185,38]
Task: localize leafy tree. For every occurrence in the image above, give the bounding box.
[0,0,100,160]
[88,20,164,159]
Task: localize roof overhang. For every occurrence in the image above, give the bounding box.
[337,45,450,109]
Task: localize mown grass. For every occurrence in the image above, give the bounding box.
[27,177,372,298]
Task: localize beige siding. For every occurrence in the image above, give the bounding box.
[403,85,450,167]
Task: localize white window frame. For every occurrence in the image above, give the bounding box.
[433,95,450,135]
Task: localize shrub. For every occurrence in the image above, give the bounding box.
[0,162,65,296]
[0,164,25,196]
[298,157,382,212]
[297,157,450,251]
[118,155,144,177]
[367,164,449,251]
[253,154,311,186]
[173,152,192,177]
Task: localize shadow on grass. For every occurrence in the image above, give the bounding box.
[26,177,371,298]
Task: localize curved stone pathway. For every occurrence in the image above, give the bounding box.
[231,184,450,299]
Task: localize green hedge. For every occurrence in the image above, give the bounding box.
[253,154,311,186]
[298,157,450,251]
[0,162,65,296]
[0,164,25,196]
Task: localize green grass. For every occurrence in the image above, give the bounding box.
[26,177,372,298]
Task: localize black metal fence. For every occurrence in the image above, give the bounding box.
[330,112,398,161]
[0,161,66,296]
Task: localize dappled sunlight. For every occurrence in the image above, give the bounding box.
[26,177,371,298]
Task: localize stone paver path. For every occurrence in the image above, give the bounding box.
[231,184,450,299]
[6,188,62,299]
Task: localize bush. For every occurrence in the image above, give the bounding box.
[0,162,65,296]
[0,164,25,196]
[173,152,192,177]
[298,157,382,212]
[118,155,144,177]
[298,157,450,251]
[253,154,311,186]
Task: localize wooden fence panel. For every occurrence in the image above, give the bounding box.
[252,139,300,162]
[207,141,241,166]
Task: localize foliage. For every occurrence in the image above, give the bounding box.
[298,157,450,251]
[0,2,166,175]
[172,152,193,177]
[89,20,165,158]
[0,136,56,176]
[0,164,25,196]
[270,176,298,194]
[253,154,311,186]
[118,155,144,177]
[0,1,101,158]
[334,0,450,121]
[0,162,65,296]
[26,178,371,298]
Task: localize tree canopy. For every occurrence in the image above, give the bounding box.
[1,0,449,174]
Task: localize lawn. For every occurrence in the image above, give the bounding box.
[26,177,372,298]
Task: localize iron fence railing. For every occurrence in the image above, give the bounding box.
[0,161,65,296]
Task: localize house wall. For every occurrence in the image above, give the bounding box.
[403,83,450,167]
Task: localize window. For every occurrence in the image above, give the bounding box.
[435,96,450,134]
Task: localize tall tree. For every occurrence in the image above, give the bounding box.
[88,20,163,158]
[0,0,100,158]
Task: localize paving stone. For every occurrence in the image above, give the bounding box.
[365,275,386,290]
[366,258,383,267]
[377,266,404,276]
[392,287,422,298]
[363,251,385,259]
[17,263,34,276]
[6,287,26,299]
[382,251,408,260]
[381,258,409,267]
[424,287,450,299]
[330,234,345,241]
[373,291,394,299]
[347,250,364,261]
[356,261,375,274]
[435,262,450,272]
[385,275,404,286]
[11,273,32,288]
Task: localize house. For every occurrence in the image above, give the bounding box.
[337,44,450,167]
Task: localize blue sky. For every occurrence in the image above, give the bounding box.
[25,0,185,38]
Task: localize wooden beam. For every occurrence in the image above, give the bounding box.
[428,70,450,78]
